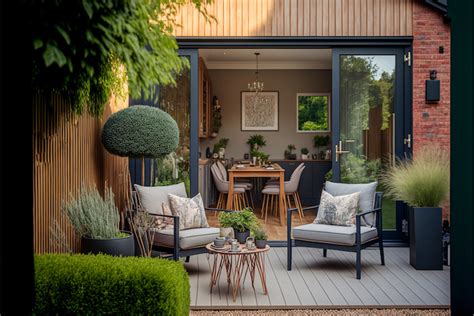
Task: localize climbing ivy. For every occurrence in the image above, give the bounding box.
[32,0,212,116]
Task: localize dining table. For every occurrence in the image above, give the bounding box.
[226,164,286,226]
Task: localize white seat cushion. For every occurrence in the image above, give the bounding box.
[134,183,187,215]
[153,227,220,250]
[262,187,280,194]
[293,223,378,246]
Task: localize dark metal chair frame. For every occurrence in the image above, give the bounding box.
[287,192,385,279]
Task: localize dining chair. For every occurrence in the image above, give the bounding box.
[215,160,254,209]
[211,163,248,211]
[261,164,306,223]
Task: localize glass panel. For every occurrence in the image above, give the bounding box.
[153,60,191,195]
[297,94,331,132]
[339,55,396,230]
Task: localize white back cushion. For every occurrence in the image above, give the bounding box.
[134,183,187,215]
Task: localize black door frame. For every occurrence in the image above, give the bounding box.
[331,47,412,241]
[177,37,413,243]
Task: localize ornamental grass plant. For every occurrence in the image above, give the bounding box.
[381,146,449,207]
[61,185,121,239]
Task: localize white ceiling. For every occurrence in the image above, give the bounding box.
[199,49,332,70]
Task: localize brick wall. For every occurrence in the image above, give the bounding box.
[412,1,451,220]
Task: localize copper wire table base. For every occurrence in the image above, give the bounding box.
[206,243,270,302]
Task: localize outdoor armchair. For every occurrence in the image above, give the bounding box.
[287,186,384,279]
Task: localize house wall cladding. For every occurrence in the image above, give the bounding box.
[174,0,413,37]
[33,94,131,253]
[412,2,451,220]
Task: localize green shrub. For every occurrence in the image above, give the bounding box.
[381,146,449,207]
[34,254,190,315]
[101,105,179,158]
[61,185,120,239]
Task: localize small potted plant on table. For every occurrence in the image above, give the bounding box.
[62,185,134,256]
[382,146,449,270]
[218,208,259,243]
[253,228,268,249]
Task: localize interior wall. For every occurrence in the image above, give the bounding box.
[200,69,332,159]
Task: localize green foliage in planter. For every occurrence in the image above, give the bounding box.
[313,135,330,148]
[247,134,266,151]
[101,105,179,158]
[61,185,121,239]
[250,149,270,164]
[301,147,309,155]
[213,138,230,154]
[31,0,212,117]
[287,144,296,154]
[34,254,190,315]
[381,146,449,207]
[153,152,191,196]
[218,208,260,233]
[253,228,268,241]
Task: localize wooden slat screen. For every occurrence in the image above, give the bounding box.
[33,93,130,254]
[174,0,413,37]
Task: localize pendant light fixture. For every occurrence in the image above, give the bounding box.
[247,52,264,95]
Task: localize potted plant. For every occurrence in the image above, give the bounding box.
[213,138,229,158]
[247,134,266,152]
[62,185,135,256]
[285,144,297,160]
[218,208,259,243]
[313,135,330,159]
[301,147,309,160]
[253,228,268,249]
[382,146,449,270]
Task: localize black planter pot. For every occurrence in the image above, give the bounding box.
[255,239,267,249]
[409,207,443,270]
[235,230,250,244]
[82,231,135,257]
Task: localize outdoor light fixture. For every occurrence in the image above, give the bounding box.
[247,52,264,94]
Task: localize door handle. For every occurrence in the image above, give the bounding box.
[335,140,350,162]
[404,134,411,148]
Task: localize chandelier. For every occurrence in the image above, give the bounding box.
[247,52,264,94]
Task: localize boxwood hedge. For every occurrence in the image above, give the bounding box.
[34,254,190,315]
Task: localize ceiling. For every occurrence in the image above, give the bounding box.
[199,49,332,70]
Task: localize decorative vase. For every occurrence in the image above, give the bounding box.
[235,230,250,244]
[255,239,267,249]
[301,154,308,160]
[81,231,135,257]
[409,207,443,270]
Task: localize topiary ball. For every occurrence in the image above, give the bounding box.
[101,105,179,158]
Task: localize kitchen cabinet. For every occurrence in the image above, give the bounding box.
[199,58,212,138]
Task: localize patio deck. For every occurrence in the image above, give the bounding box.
[186,247,450,310]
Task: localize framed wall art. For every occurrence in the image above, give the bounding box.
[241,91,279,131]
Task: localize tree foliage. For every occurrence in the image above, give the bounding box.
[32,0,212,116]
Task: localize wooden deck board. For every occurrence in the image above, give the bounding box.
[187,247,450,309]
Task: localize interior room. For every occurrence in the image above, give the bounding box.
[197,49,334,240]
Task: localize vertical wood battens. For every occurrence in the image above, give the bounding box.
[33,94,130,254]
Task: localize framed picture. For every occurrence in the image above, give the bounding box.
[241,91,279,131]
[296,93,331,133]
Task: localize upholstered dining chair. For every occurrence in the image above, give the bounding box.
[215,160,254,209]
[211,163,248,210]
[261,164,306,223]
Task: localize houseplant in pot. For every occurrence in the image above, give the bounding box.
[285,144,297,160]
[313,135,330,159]
[382,146,449,270]
[301,147,309,160]
[253,228,268,249]
[62,185,134,256]
[218,208,259,243]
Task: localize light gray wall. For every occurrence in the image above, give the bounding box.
[200,69,332,159]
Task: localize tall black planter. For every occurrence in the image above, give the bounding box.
[409,207,443,270]
[82,231,135,257]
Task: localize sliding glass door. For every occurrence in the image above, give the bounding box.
[332,48,411,241]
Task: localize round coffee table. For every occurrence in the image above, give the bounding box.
[206,243,270,302]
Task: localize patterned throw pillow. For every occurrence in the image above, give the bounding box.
[314,190,360,226]
[168,193,209,230]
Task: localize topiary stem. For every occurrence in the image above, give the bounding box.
[141,157,145,186]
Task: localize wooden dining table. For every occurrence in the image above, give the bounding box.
[226,164,286,226]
